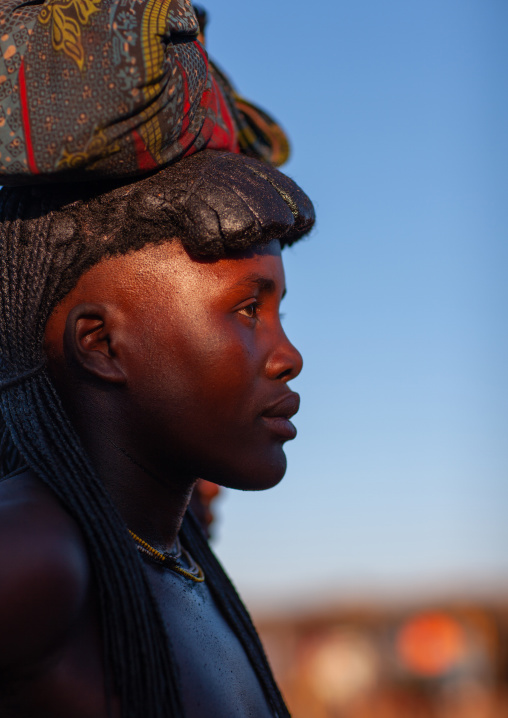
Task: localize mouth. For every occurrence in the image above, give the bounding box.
[260,392,300,440]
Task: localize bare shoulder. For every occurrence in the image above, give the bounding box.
[0,468,91,670]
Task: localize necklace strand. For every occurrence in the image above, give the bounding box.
[129,530,205,582]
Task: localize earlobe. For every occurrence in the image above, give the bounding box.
[64,303,127,385]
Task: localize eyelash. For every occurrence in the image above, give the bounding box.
[239,300,262,319]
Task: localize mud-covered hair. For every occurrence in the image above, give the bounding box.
[0,150,314,718]
[21,150,314,311]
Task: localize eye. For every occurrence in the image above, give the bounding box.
[238,300,261,319]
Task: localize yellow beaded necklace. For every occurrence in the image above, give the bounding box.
[129,530,205,583]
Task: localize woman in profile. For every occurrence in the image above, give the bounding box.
[0,2,314,716]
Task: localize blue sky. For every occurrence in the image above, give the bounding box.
[206,0,508,608]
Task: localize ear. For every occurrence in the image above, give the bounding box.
[63,303,127,385]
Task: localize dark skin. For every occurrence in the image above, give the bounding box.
[0,239,302,717]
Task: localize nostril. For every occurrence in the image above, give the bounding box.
[276,367,293,381]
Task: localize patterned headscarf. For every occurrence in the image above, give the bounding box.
[0,0,289,185]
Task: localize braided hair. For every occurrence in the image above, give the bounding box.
[0,150,315,718]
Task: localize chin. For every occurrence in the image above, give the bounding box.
[216,445,288,492]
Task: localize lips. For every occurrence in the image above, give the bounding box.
[262,392,300,419]
[261,392,300,440]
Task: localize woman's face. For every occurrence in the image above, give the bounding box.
[46,239,303,491]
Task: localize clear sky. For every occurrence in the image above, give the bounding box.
[205,0,508,609]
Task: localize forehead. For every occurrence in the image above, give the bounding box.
[50,238,285,316]
[127,238,284,287]
[95,239,280,295]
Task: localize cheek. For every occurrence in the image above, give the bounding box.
[126,313,287,488]
[133,311,258,423]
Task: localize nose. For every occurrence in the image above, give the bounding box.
[265,329,303,382]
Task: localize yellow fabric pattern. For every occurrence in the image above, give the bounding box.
[38,0,102,71]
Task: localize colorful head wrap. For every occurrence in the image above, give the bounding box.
[0,0,289,185]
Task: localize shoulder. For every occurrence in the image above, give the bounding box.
[0,469,91,669]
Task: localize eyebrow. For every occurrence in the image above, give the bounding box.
[232,273,287,298]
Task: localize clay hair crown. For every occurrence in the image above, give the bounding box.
[17,150,315,313]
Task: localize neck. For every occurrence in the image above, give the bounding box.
[73,403,196,552]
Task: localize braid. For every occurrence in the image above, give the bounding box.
[0,150,313,717]
[0,420,24,475]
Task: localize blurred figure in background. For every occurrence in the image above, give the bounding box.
[190,480,222,539]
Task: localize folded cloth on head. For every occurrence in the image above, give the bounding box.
[0,0,288,186]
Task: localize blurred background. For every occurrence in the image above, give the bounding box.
[200,1,508,715]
